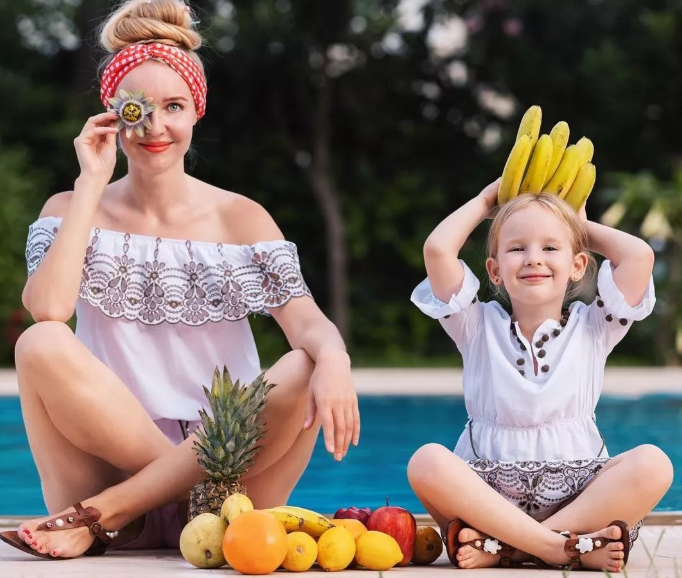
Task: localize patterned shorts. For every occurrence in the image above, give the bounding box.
[468,458,642,548]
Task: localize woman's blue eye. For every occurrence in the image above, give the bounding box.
[167,103,183,112]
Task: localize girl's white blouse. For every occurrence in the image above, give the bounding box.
[26,216,311,423]
[411,260,655,462]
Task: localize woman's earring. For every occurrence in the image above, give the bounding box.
[572,275,580,282]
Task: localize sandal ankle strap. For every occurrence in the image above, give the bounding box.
[36,502,117,545]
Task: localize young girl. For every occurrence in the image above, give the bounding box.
[0,0,359,561]
[408,180,673,572]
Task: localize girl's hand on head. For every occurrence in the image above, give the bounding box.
[304,352,360,462]
[577,203,588,223]
[74,112,119,184]
[478,178,501,218]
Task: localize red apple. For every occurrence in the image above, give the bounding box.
[366,499,416,566]
[333,506,372,526]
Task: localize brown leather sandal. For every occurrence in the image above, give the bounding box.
[441,518,519,568]
[0,502,118,560]
[536,520,630,570]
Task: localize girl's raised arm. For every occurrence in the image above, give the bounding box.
[424,179,499,302]
[581,206,654,307]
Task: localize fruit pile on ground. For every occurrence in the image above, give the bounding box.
[179,494,444,573]
[498,105,597,210]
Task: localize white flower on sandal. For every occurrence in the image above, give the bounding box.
[577,537,594,554]
[483,538,502,555]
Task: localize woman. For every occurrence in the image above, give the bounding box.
[1,0,359,560]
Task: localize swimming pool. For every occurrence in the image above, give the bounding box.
[1,395,679,516]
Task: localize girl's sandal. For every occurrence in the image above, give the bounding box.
[441,518,520,568]
[0,502,118,560]
[535,520,630,570]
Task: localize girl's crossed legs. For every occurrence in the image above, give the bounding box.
[408,443,673,572]
[10,320,320,558]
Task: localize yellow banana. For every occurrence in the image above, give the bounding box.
[516,105,542,146]
[220,492,253,525]
[545,121,570,185]
[575,136,594,166]
[265,506,334,538]
[543,144,581,198]
[498,134,533,205]
[563,163,596,210]
[520,134,553,194]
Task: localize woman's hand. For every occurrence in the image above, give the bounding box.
[74,112,119,183]
[304,352,360,461]
[477,178,501,218]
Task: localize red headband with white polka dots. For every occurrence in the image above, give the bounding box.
[100,42,207,119]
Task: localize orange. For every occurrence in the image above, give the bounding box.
[331,519,368,541]
[222,510,287,574]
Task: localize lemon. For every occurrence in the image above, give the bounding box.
[355,530,403,571]
[317,526,356,571]
[220,492,253,525]
[281,531,318,572]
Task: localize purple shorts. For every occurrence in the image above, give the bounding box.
[111,418,199,550]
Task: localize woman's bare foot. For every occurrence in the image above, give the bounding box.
[16,501,115,559]
[549,525,626,573]
[456,528,530,569]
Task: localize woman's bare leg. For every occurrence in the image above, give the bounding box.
[456,445,673,569]
[19,346,319,558]
[13,321,176,556]
[408,444,629,572]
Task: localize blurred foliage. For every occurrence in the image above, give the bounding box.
[0,0,681,365]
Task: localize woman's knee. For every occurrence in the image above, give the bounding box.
[14,321,74,370]
[267,349,314,395]
[408,443,463,488]
[629,444,674,493]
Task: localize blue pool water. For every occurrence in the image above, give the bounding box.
[1,395,680,516]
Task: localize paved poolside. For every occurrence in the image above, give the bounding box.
[1,523,680,577]
[2,366,682,396]
[2,367,680,575]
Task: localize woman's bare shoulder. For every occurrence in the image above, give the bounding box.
[38,191,74,219]
[211,187,285,245]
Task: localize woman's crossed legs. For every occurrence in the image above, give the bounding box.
[408,443,673,573]
[10,321,320,558]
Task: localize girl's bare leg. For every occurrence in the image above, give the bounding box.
[456,445,673,569]
[17,336,318,558]
[408,444,632,572]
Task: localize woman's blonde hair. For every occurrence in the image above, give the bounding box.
[99,0,205,72]
[486,193,597,304]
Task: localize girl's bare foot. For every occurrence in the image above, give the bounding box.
[456,528,530,569]
[16,501,116,559]
[549,524,626,573]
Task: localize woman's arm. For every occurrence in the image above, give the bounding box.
[579,206,654,307]
[23,112,118,322]
[226,198,359,462]
[424,179,499,302]
[270,299,358,462]
[23,179,107,322]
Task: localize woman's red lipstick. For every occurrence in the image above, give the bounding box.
[140,142,172,153]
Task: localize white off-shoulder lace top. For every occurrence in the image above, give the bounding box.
[26,216,311,423]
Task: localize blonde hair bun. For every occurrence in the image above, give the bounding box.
[100,0,202,53]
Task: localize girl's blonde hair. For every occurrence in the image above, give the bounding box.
[99,0,205,73]
[486,193,597,304]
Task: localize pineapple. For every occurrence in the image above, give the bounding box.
[188,366,276,520]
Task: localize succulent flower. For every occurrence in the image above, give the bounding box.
[107,89,156,138]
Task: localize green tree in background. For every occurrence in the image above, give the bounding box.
[0,0,680,365]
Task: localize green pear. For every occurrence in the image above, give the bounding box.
[179,512,227,569]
